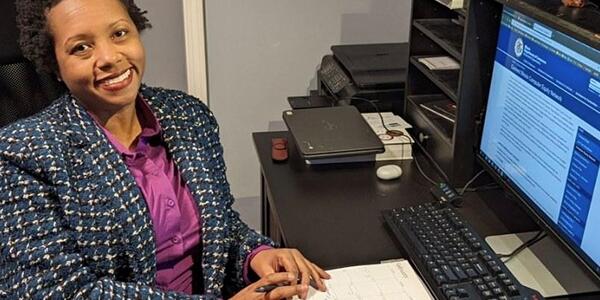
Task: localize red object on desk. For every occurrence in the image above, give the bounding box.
[271,138,288,162]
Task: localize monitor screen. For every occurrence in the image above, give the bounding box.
[479,6,600,277]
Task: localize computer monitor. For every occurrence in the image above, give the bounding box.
[478,5,600,280]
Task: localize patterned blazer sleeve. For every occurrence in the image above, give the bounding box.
[0,136,212,299]
[197,101,276,293]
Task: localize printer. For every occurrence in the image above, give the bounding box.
[317,43,408,115]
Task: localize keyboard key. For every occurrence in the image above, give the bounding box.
[507,285,519,296]
[451,266,468,281]
[502,279,513,286]
[493,287,504,295]
[435,274,448,284]
[444,288,458,297]
[466,268,478,278]
[441,265,458,282]
[474,263,489,275]
[457,288,469,297]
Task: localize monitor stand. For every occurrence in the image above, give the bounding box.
[486,232,600,298]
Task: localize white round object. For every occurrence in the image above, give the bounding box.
[376,164,403,180]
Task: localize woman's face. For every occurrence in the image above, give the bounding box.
[46,0,145,114]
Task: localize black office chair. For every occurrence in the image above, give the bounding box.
[0,1,65,127]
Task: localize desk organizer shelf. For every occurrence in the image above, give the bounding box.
[404,0,501,184]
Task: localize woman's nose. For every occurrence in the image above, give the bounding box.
[96,42,121,70]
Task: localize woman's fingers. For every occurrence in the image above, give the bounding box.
[306,262,330,292]
[249,248,332,299]
[254,272,307,300]
[264,283,308,300]
[288,249,329,292]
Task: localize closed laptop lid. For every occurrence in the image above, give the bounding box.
[283,106,384,159]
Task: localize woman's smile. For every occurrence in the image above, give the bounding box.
[97,68,133,92]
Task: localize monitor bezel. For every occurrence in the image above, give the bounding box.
[476,4,600,282]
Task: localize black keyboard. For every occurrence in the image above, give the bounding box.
[383,202,544,300]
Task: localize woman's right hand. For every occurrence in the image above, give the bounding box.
[229,272,309,300]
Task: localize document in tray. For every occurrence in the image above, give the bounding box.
[297,260,433,300]
[417,56,460,70]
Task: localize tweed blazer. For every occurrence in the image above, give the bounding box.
[0,85,274,299]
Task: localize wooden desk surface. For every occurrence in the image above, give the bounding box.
[253,131,536,269]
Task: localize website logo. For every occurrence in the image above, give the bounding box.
[515,37,524,58]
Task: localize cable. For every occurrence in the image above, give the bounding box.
[458,170,485,195]
[462,182,500,193]
[498,231,547,263]
[344,96,400,134]
[395,134,414,163]
[413,154,439,185]
[340,96,443,186]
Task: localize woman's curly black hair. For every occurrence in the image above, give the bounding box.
[15,0,152,74]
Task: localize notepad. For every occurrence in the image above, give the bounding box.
[296,260,433,300]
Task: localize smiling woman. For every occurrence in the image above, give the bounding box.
[46,0,146,147]
[0,0,329,299]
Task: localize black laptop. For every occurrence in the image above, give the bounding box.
[282,106,384,159]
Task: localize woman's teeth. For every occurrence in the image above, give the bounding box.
[105,69,131,85]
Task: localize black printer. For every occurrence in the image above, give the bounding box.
[317,43,408,115]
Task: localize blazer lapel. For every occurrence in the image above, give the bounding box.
[143,90,227,294]
[59,94,157,284]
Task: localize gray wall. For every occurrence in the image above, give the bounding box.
[139,0,187,92]
[205,0,412,229]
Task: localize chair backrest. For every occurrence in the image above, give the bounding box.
[0,1,65,127]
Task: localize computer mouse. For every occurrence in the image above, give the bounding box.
[376,164,403,180]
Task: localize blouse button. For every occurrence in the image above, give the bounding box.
[167,199,176,207]
[172,236,181,244]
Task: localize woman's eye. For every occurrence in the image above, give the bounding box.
[71,44,91,54]
[114,30,128,39]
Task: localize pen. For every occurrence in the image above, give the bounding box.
[254,278,318,293]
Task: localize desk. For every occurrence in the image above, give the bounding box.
[253,131,597,299]
[253,131,537,266]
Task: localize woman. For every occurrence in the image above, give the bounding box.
[0,0,329,299]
